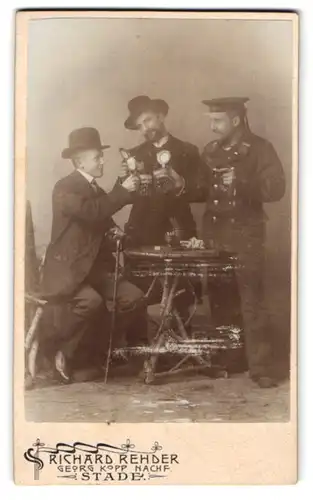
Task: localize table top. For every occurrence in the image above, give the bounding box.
[124,245,237,263]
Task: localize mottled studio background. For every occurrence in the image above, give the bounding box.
[26,17,293,333]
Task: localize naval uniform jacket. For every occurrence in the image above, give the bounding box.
[41,170,131,300]
[190,131,286,250]
[124,134,200,246]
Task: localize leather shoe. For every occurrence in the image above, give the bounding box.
[251,375,278,389]
[55,351,71,383]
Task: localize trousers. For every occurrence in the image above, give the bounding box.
[40,265,146,366]
[204,220,273,378]
[126,274,195,323]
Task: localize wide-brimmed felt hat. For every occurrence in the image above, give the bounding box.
[61,127,110,159]
[202,97,250,113]
[124,95,169,130]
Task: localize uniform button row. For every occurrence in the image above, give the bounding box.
[212,200,236,206]
[212,217,236,223]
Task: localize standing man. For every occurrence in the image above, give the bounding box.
[119,95,202,311]
[196,97,286,388]
[40,127,145,381]
[121,95,200,246]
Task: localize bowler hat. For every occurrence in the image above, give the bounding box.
[202,97,249,112]
[124,95,169,130]
[61,127,110,159]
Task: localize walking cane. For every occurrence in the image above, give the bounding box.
[104,237,122,384]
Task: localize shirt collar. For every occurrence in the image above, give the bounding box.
[77,169,95,184]
[153,134,169,149]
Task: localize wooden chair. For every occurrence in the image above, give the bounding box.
[24,201,47,388]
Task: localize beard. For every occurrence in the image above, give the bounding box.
[144,128,164,142]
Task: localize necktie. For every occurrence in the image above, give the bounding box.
[91,179,99,193]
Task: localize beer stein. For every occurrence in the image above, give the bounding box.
[164,230,180,248]
[164,218,183,247]
[154,149,175,194]
[119,148,138,179]
[138,173,153,197]
[119,148,151,196]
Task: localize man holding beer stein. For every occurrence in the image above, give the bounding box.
[191,97,286,388]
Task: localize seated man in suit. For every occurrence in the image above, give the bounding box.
[40,127,147,382]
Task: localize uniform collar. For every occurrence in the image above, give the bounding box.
[221,129,252,150]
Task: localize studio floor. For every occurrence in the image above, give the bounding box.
[25,370,290,423]
[25,271,291,424]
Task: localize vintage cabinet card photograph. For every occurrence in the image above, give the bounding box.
[14,10,298,485]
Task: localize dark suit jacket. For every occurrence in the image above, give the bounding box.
[124,134,200,246]
[41,170,131,299]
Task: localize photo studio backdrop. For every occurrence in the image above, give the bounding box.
[26,17,293,300]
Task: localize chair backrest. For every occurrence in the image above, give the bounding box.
[25,200,40,293]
